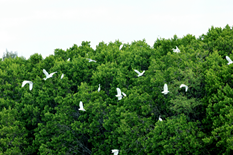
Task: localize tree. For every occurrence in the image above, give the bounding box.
[2,49,18,61]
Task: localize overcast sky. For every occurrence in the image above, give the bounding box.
[0,0,232,60]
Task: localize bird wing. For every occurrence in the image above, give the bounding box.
[50,72,57,77]
[22,80,29,87]
[226,56,232,62]
[180,84,185,88]
[61,74,64,79]
[122,92,126,97]
[164,84,168,91]
[29,81,33,90]
[134,70,140,75]
[79,101,83,109]
[43,69,49,77]
[116,88,121,95]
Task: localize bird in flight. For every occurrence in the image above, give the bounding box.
[79,101,86,111]
[172,46,180,53]
[87,58,96,62]
[226,56,233,65]
[116,88,123,100]
[43,69,57,80]
[180,84,188,92]
[112,149,119,155]
[134,69,145,77]
[162,83,169,95]
[159,115,162,121]
[22,80,33,91]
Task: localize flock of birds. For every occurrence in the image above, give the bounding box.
[20,47,233,155]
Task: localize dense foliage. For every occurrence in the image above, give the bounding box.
[0,24,233,154]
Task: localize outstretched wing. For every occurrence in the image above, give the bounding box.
[29,82,33,91]
[116,88,121,95]
[79,101,83,109]
[43,69,49,77]
[164,84,168,91]
[122,92,126,97]
[226,56,232,63]
[134,70,141,75]
[22,80,30,87]
[50,72,57,77]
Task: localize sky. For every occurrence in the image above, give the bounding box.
[0,0,233,60]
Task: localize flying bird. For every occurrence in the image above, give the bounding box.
[87,58,96,62]
[43,69,57,80]
[112,149,119,155]
[162,83,169,95]
[22,80,33,91]
[172,46,180,53]
[180,84,188,92]
[116,88,123,100]
[98,84,100,92]
[61,74,64,79]
[134,70,145,77]
[79,101,86,111]
[159,115,162,121]
[226,56,233,65]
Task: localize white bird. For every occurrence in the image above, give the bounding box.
[61,74,64,79]
[67,58,70,61]
[180,84,188,92]
[22,80,33,91]
[79,101,86,111]
[226,56,233,65]
[161,83,169,95]
[122,92,126,97]
[116,88,123,100]
[98,84,100,92]
[134,70,145,77]
[87,58,96,62]
[159,115,162,121]
[112,149,119,155]
[43,69,57,80]
[172,46,180,53]
[119,41,125,50]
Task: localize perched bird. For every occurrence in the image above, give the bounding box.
[22,80,33,91]
[43,69,57,80]
[98,84,100,92]
[172,46,180,53]
[119,41,125,50]
[112,149,119,155]
[159,115,162,121]
[226,56,233,65]
[116,88,123,100]
[67,58,70,61]
[61,74,64,79]
[122,92,126,97]
[79,101,86,111]
[134,70,145,77]
[162,83,169,95]
[180,84,188,92]
[87,58,96,62]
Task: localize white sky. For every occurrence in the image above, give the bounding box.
[0,0,232,60]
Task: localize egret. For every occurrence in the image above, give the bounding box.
[61,74,64,79]
[180,84,188,92]
[226,56,233,65]
[159,115,162,121]
[79,101,86,111]
[134,70,145,77]
[172,46,180,53]
[116,88,123,100]
[162,83,169,95]
[22,80,33,91]
[67,58,70,61]
[112,149,119,155]
[43,69,57,80]
[87,58,96,62]
[98,84,100,92]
